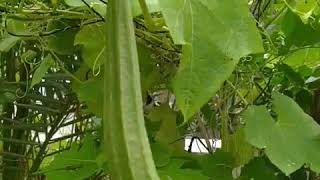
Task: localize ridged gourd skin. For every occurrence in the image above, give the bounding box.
[103,0,160,180]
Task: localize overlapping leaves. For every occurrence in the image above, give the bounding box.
[75,23,106,70]
[243,92,320,175]
[284,0,317,22]
[42,135,100,180]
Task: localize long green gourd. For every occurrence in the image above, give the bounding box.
[104,0,160,179]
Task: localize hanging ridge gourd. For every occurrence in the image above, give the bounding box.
[103,0,160,179]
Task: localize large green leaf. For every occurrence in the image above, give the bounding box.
[47,20,77,55]
[158,159,208,180]
[284,0,317,22]
[73,77,104,117]
[222,127,255,166]
[147,105,182,150]
[278,64,304,86]
[159,0,264,120]
[72,44,159,117]
[238,157,288,180]
[43,135,99,180]
[284,48,320,68]
[243,92,320,175]
[151,142,171,168]
[281,11,320,48]
[157,0,185,44]
[197,151,235,180]
[72,45,161,117]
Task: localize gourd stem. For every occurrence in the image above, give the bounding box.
[138,0,155,30]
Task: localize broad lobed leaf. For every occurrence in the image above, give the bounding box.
[243,92,320,175]
[158,0,264,120]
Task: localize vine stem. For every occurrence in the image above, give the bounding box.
[197,113,214,154]
[282,0,315,21]
[0,4,94,20]
[264,6,287,29]
[226,80,248,106]
[138,0,156,30]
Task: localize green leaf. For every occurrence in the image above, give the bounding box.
[295,89,313,114]
[238,157,288,180]
[159,0,264,120]
[47,20,77,55]
[91,3,107,17]
[151,142,172,168]
[73,77,104,117]
[43,135,99,180]
[75,23,106,69]
[63,0,106,16]
[284,0,317,22]
[222,127,255,166]
[278,64,305,86]
[197,151,235,180]
[0,35,20,52]
[31,55,54,88]
[73,45,161,117]
[243,92,320,175]
[157,0,186,44]
[147,105,182,150]
[281,11,320,48]
[6,18,32,35]
[145,117,162,139]
[0,92,16,105]
[104,0,159,179]
[158,159,208,180]
[284,48,320,68]
[21,50,37,63]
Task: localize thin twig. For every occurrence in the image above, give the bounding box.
[226,80,248,106]
[81,0,105,21]
[5,18,104,37]
[197,114,214,153]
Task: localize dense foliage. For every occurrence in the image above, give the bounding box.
[0,0,320,179]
